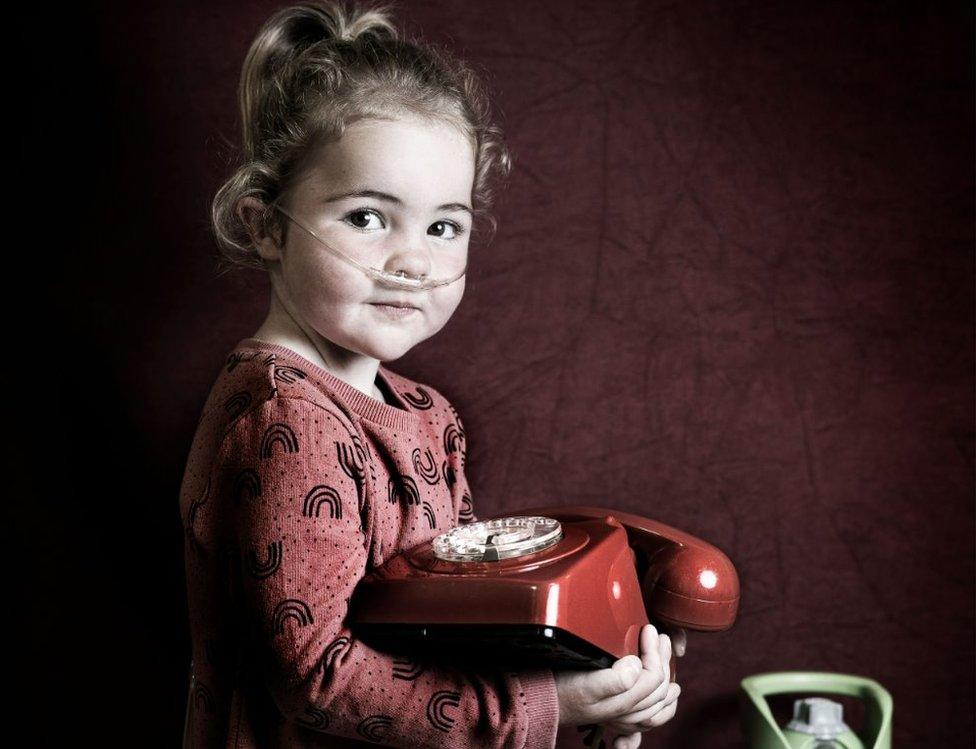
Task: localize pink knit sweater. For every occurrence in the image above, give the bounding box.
[180,338,560,748]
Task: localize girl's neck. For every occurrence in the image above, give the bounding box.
[252,304,386,403]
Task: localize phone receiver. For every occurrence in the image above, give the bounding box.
[514,505,740,633]
[348,505,740,681]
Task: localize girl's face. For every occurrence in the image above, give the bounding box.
[262,115,476,363]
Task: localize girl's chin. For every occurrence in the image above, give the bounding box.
[353,335,420,362]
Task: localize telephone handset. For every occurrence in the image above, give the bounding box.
[348,505,740,681]
[515,504,740,632]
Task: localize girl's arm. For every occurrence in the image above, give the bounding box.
[211,394,557,748]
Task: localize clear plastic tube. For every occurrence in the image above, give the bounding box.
[270,203,467,290]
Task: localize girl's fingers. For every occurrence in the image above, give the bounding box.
[639,625,663,680]
[672,627,687,657]
[648,692,679,728]
[608,675,676,720]
[611,682,682,729]
[601,666,668,715]
[593,657,644,702]
[658,626,687,658]
[658,633,672,685]
[612,731,641,749]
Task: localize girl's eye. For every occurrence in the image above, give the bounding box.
[429,220,466,240]
[343,208,385,231]
[342,208,466,240]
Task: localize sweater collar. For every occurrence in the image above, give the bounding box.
[236,338,421,430]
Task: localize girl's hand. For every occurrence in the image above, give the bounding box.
[601,625,682,746]
[554,625,672,729]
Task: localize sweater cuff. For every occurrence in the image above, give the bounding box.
[518,668,560,749]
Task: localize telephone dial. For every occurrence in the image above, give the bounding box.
[348,505,740,682]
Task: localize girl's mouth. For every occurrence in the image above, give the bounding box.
[370,303,418,318]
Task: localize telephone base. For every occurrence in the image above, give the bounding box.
[354,622,615,671]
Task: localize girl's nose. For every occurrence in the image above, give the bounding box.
[381,238,433,281]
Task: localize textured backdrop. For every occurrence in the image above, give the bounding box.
[35,0,974,746]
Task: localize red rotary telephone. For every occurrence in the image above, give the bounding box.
[348,505,740,682]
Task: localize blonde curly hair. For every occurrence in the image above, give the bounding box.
[210,0,513,276]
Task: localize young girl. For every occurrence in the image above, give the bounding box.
[180,3,682,748]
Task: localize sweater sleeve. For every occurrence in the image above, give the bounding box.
[217,395,559,748]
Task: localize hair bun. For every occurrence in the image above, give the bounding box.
[289,1,398,50]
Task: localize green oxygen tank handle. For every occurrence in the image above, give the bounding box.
[740,671,893,749]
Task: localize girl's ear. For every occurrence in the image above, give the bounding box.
[237,196,284,261]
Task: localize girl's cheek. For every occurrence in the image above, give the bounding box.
[435,287,464,316]
[298,256,349,297]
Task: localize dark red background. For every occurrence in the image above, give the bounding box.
[24,0,973,746]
